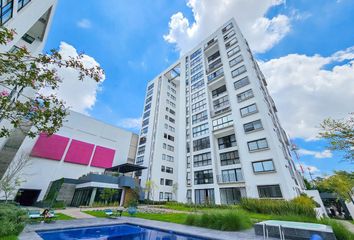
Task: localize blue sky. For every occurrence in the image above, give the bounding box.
[44,0,354,177]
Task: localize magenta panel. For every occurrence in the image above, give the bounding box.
[90,146,115,168]
[30,133,69,161]
[64,139,94,165]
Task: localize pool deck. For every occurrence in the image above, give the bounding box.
[19,217,277,240]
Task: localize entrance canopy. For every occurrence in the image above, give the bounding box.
[106,163,146,174]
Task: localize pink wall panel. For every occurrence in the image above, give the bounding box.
[30,133,69,161]
[64,140,94,165]
[90,146,115,168]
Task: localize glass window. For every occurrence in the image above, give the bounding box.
[247,138,269,151]
[191,71,204,84]
[244,119,263,133]
[229,55,243,68]
[237,89,254,102]
[220,168,243,183]
[194,169,213,184]
[165,179,173,186]
[190,48,202,60]
[252,160,275,173]
[207,51,220,62]
[193,137,210,151]
[234,76,250,90]
[223,29,235,41]
[222,22,233,33]
[225,37,238,49]
[213,95,229,110]
[192,123,209,137]
[136,156,144,164]
[195,189,215,204]
[231,65,247,78]
[211,85,227,98]
[212,114,233,130]
[257,185,282,198]
[220,150,240,166]
[191,89,205,102]
[227,46,241,58]
[207,68,224,82]
[137,146,145,155]
[193,152,212,167]
[144,103,151,111]
[191,79,205,92]
[192,99,206,113]
[1,0,13,25]
[218,134,236,149]
[192,110,208,124]
[240,103,258,117]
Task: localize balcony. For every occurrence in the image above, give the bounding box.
[206,58,222,74]
[207,68,224,84]
[217,174,244,184]
[204,37,218,51]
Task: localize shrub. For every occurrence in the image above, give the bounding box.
[319,218,354,240]
[165,201,236,210]
[240,198,316,218]
[0,203,27,237]
[185,210,252,231]
[291,195,319,208]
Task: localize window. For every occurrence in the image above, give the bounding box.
[220,168,243,183]
[167,144,174,152]
[165,179,173,186]
[21,33,35,44]
[191,79,205,92]
[247,138,269,151]
[192,99,206,113]
[166,167,173,174]
[257,185,282,198]
[145,96,152,104]
[191,71,204,84]
[244,119,263,133]
[225,37,238,49]
[161,165,166,172]
[193,137,210,151]
[143,111,150,119]
[165,192,173,200]
[194,169,213,184]
[237,89,254,102]
[218,134,236,149]
[213,95,229,110]
[141,127,148,135]
[212,114,233,130]
[144,103,151,111]
[169,117,175,124]
[227,46,241,58]
[192,123,209,137]
[162,154,174,162]
[229,55,243,67]
[220,151,240,166]
[207,68,224,82]
[159,192,164,200]
[192,110,208,124]
[222,22,233,33]
[139,137,146,145]
[190,48,202,60]
[160,178,164,185]
[211,85,227,98]
[147,83,154,91]
[191,89,205,102]
[191,63,203,75]
[195,189,215,204]
[187,190,192,203]
[223,30,235,41]
[137,146,145,156]
[164,133,175,142]
[18,0,30,11]
[234,76,250,90]
[193,152,212,167]
[169,109,175,115]
[1,0,13,25]
[231,65,247,78]
[136,156,144,164]
[207,51,220,62]
[208,58,222,72]
[252,160,275,173]
[240,103,258,117]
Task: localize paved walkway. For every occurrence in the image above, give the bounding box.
[20,217,273,240]
[56,208,95,219]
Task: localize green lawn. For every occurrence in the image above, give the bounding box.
[56,213,75,220]
[0,236,17,240]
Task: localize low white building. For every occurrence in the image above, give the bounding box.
[0,111,139,205]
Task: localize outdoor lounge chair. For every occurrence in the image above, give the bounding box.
[28,210,41,223]
[104,209,123,218]
[43,210,57,223]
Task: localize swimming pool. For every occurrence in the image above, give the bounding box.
[37,224,209,240]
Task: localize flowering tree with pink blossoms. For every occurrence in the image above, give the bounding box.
[0,27,104,138]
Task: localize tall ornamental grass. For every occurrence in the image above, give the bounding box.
[185,210,252,231]
[240,197,316,218]
[0,203,27,237]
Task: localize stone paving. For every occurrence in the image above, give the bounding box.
[19,217,276,240]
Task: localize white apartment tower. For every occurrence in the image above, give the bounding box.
[135,19,304,204]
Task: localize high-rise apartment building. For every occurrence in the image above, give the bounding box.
[135,18,304,204]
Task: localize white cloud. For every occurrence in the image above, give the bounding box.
[296,163,320,173]
[259,46,354,140]
[298,149,333,159]
[77,18,92,29]
[164,0,290,54]
[117,117,141,131]
[41,42,105,115]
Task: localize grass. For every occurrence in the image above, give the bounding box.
[0,236,17,240]
[55,213,75,220]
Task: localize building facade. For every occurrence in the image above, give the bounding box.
[0,111,139,205]
[135,18,305,204]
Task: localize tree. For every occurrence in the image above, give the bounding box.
[319,113,354,163]
[0,27,104,138]
[0,153,31,202]
[144,179,157,202]
[100,188,117,204]
[315,171,354,201]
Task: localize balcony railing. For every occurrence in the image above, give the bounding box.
[207,68,224,83]
[206,58,222,74]
[217,174,244,184]
[204,37,218,50]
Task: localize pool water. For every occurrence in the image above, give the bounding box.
[37,224,209,240]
